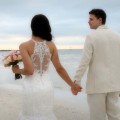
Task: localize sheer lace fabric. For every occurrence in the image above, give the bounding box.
[31,40,51,75]
[18,40,57,120]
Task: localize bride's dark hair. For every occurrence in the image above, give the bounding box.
[31,14,52,41]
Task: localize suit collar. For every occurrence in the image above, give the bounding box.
[97,25,108,29]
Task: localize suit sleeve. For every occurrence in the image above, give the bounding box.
[74,35,93,85]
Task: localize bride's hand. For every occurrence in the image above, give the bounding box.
[12,65,19,73]
[71,83,82,95]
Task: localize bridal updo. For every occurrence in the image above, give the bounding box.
[31,14,52,41]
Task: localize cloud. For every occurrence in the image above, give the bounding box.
[0,0,120,49]
[54,36,85,45]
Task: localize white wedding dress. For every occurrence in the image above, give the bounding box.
[18,40,57,120]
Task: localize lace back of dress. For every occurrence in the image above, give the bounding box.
[31,40,51,75]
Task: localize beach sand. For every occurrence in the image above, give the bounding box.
[0,84,90,120]
[0,84,120,120]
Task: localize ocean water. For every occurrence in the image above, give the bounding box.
[0,49,87,90]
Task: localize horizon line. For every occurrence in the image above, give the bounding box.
[0,45,84,50]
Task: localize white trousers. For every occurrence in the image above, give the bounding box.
[87,92,120,120]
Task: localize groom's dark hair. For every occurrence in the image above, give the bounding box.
[89,9,106,24]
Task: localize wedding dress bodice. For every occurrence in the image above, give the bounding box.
[31,40,51,75]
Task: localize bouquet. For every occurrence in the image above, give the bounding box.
[2,50,22,80]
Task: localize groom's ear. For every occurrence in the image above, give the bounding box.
[98,18,102,24]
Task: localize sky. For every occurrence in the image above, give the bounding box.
[0,0,120,50]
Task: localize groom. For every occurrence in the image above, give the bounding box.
[72,9,120,120]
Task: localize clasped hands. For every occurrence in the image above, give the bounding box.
[71,80,82,95]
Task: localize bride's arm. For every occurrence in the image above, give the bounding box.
[12,43,34,75]
[51,42,82,92]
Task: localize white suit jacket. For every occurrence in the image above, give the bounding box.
[74,25,120,94]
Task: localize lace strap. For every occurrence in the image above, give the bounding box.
[31,39,45,43]
[31,39,36,43]
[43,40,46,44]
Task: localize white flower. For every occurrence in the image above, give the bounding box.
[13,55,17,60]
[3,51,23,67]
[17,55,22,60]
[3,59,10,65]
[6,56,12,62]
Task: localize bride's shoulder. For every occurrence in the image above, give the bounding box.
[48,41,57,48]
[46,41,57,55]
[46,41,56,49]
[19,40,32,47]
[20,40,31,46]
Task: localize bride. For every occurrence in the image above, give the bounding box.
[12,14,81,120]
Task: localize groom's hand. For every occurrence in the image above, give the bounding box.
[71,81,82,95]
